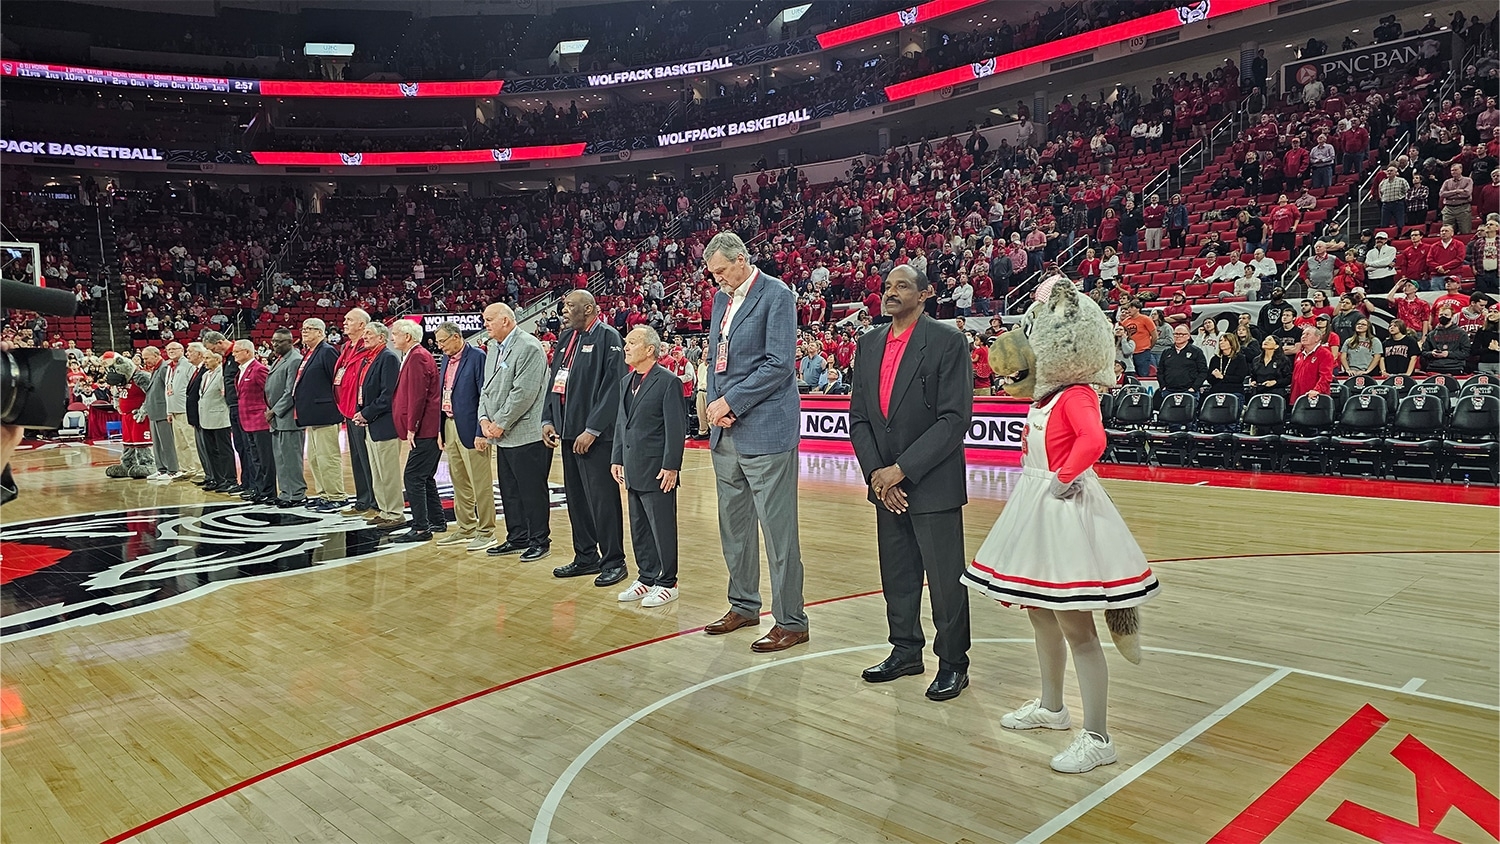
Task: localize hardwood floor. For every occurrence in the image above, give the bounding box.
[1,442,1495,843]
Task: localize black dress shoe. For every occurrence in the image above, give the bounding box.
[862,655,925,683]
[925,669,969,701]
[221,484,244,495]
[277,498,306,509]
[395,530,433,543]
[430,523,447,533]
[486,540,528,556]
[593,568,628,587]
[239,491,259,500]
[519,544,552,563]
[553,560,603,578]
[252,495,276,506]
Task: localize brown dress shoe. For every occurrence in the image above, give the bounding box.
[703,610,760,635]
[750,626,810,653]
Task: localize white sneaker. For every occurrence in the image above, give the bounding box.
[465,537,497,553]
[1001,699,1072,731]
[616,580,652,602]
[641,585,679,608]
[1050,730,1117,774]
[435,531,469,546]
[146,471,170,481]
[170,471,192,481]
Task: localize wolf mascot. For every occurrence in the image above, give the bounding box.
[962,275,1160,774]
[101,352,154,479]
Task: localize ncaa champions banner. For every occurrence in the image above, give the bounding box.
[798,395,1028,453]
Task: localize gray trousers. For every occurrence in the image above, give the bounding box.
[272,428,307,501]
[710,431,807,631]
[149,417,178,473]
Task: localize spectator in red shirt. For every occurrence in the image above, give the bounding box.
[1397,230,1431,286]
[1425,224,1467,290]
[1161,291,1194,327]
[1290,326,1335,402]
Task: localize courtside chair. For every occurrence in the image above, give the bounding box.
[1386,393,1448,481]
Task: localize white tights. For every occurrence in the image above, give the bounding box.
[1029,608,1110,739]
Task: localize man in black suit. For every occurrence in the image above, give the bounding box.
[848,265,975,701]
[542,290,628,587]
[611,326,686,608]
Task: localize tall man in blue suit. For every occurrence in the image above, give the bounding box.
[700,232,809,653]
[433,321,495,552]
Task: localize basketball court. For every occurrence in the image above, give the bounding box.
[1,442,1496,843]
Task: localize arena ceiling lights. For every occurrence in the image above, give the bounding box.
[884,0,1276,101]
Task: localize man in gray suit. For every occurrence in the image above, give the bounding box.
[264,328,307,507]
[478,302,553,564]
[165,340,202,481]
[132,345,181,481]
[701,231,808,653]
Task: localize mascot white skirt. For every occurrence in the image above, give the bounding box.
[962,276,1160,774]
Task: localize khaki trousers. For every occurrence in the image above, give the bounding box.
[171,414,202,476]
[367,437,404,520]
[305,424,346,499]
[443,417,495,539]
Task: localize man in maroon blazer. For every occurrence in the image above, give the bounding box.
[392,320,445,543]
[232,339,277,505]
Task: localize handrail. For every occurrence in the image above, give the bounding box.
[259,206,305,302]
[1007,234,1092,312]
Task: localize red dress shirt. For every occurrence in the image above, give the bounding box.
[879,324,913,417]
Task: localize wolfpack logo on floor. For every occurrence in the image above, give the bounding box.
[0,482,566,641]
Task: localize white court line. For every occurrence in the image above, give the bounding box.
[1402,677,1427,692]
[1015,668,1291,844]
[527,639,1497,842]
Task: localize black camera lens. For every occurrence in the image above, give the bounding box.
[0,347,70,429]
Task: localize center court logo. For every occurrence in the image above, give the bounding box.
[0,482,566,641]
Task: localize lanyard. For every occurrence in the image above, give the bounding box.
[560,328,583,369]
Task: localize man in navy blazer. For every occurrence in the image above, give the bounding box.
[700,232,808,653]
[434,322,495,552]
[294,318,347,510]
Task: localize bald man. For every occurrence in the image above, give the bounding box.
[478,302,553,562]
[164,340,202,480]
[542,290,628,587]
[133,345,181,480]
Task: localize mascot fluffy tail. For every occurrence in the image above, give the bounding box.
[1105,608,1142,664]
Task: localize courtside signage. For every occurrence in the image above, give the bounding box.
[799,396,1027,451]
[658,108,812,146]
[884,0,1276,101]
[1,139,163,159]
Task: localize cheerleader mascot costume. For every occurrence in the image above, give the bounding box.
[963,276,1160,774]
